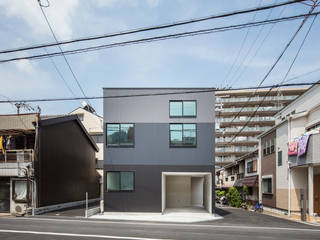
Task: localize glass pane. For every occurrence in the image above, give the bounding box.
[183,101,196,116]
[107,172,120,191]
[170,124,183,145]
[120,124,134,145]
[107,124,119,145]
[14,181,27,201]
[183,124,196,145]
[170,101,182,117]
[121,172,134,191]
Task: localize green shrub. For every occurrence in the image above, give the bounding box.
[226,187,242,208]
[216,190,225,198]
[242,186,249,201]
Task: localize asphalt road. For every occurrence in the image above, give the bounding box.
[0,207,319,240]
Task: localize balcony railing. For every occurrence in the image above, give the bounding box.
[0,149,34,163]
[216,116,274,123]
[219,106,281,113]
[217,126,270,133]
[216,146,256,153]
[216,95,297,103]
[216,136,257,143]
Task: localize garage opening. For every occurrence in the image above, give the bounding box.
[162,172,212,214]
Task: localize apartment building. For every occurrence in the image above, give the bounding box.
[215,87,308,167]
[103,88,215,213]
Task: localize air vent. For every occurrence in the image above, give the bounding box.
[15,205,22,213]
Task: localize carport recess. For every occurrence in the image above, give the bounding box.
[161,172,212,214]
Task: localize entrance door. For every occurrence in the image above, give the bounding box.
[0,180,10,213]
[314,175,320,214]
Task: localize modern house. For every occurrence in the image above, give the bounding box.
[0,113,100,215]
[215,87,308,167]
[257,82,320,221]
[103,88,215,213]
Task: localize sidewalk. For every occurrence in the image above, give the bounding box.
[262,209,320,227]
[90,208,223,223]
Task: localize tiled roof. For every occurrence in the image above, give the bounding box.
[0,113,37,131]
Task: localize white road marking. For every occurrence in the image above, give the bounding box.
[2,217,320,232]
[0,229,174,240]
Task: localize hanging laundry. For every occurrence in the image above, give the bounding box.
[288,138,299,156]
[298,134,310,157]
[0,136,4,154]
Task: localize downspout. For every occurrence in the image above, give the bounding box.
[32,113,40,216]
[288,116,291,217]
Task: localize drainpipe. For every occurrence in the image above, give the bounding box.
[288,117,291,217]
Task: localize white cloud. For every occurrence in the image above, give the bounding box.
[0,0,79,39]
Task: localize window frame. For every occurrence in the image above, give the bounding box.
[270,139,275,154]
[12,179,29,203]
[278,150,282,166]
[106,123,135,147]
[169,100,197,118]
[106,171,135,192]
[262,177,273,194]
[169,123,197,147]
[247,160,257,174]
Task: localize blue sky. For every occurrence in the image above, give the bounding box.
[0,0,319,116]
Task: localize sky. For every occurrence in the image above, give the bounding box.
[0,0,319,116]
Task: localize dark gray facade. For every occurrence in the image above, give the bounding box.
[103,88,215,212]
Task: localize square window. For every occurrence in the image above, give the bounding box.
[106,124,134,147]
[169,100,196,117]
[170,123,196,147]
[106,171,135,192]
[13,180,28,202]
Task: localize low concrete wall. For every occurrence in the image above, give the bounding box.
[34,198,101,215]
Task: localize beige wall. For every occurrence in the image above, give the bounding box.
[166,176,191,208]
[71,108,103,133]
[191,177,204,207]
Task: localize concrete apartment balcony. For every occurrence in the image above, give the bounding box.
[215,147,256,157]
[289,133,320,167]
[216,95,296,107]
[215,126,270,137]
[217,116,275,127]
[0,149,34,177]
[217,106,281,117]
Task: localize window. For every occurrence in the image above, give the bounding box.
[106,171,134,192]
[231,176,235,181]
[225,177,228,182]
[278,151,282,166]
[106,124,134,147]
[169,123,196,147]
[270,139,275,153]
[247,160,257,173]
[169,100,196,117]
[266,140,270,155]
[262,178,272,194]
[263,142,267,156]
[91,134,103,144]
[12,180,28,202]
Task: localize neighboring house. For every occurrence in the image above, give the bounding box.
[43,106,104,196]
[0,113,100,215]
[217,150,258,203]
[69,107,104,176]
[103,88,215,213]
[257,128,277,208]
[257,82,320,221]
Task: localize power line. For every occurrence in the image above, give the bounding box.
[36,0,92,106]
[0,82,317,104]
[228,3,288,88]
[227,0,278,87]
[223,0,263,87]
[0,0,306,55]
[1,11,319,64]
[227,5,317,128]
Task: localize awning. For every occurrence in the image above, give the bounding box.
[233,179,243,187]
[242,175,258,187]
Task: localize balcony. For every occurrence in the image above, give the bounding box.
[289,133,320,167]
[216,126,270,137]
[216,136,258,146]
[216,95,297,104]
[0,149,34,177]
[0,149,34,163]
[216,146,257,157]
